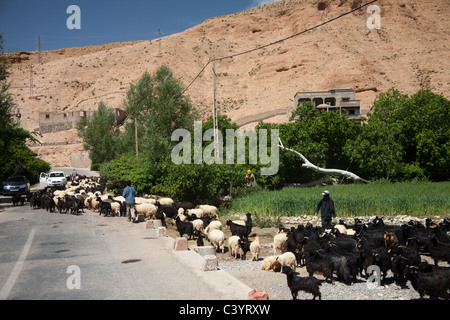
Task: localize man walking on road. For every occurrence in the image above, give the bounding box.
[123,180,137,222]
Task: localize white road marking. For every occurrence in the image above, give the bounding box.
[0,227,36,300]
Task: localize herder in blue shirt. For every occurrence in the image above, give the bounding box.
[314,190,336,227]
[122,180,137,222]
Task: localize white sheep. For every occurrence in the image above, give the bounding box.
[113,196,126,203]
[334,224,347,235]
[228,235,244,259]
[134,197,155,205]
[186,208,204,218]
[276,252,296,272]
[204,220,223,234]
[261,255,282,272]
[273,231,288,255]
[192,219,205,235]
[250,236,261,261]
[110,202,121,216]
[157,197,174,205]
[207,229,225,253]
[135,203,157,219]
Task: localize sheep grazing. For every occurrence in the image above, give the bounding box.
[282,266,322,300]
[228,236,250,260]
[135,203,157,219]
[196,205,219,219]
[250,236,261,261]
[186,208,204,218]
[228,235,242,259]
[277,252,297,273]
[207,229,225,253]
[273,231,288,255]
[261,256,282,272]
[191,219,205,236]
[205,220,223,234]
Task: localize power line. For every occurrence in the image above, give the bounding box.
[181,0,378,94]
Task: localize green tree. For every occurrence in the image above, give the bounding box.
[344,116,403,180]
[0,33,50,183]
[123,65,199,163]
[369,88,449,180]
[77,101,121,170]
[263,101,362,185]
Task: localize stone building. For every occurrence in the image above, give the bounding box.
[39,108,127,133]
[294,88,361,118]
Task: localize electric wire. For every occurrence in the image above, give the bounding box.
[181,0,378,94]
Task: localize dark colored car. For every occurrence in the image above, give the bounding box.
[2,176,30,196]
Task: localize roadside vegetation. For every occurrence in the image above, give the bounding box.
[230,181,450,218]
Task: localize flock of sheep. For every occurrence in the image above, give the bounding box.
[26,175,450,300]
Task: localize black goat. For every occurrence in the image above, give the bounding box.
[282,266,322,300]
[175,215,194,240]
[305,251,335,284]
[96,197,112,216]
[155,201,178,219]
[405,266,449,300]
[238,239,251,260]
[427,236,450,266]
[155,208,166,227]
[226,214,252,241]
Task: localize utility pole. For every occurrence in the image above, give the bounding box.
[364,0,368,38]
[135,117,139,157]
[37,35,41,64]
[212,53,219,160]
[29,65,33,97]
[157,28,162,55]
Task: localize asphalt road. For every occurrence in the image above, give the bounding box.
[0,198,252,300]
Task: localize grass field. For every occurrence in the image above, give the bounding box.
[230,181,450,218]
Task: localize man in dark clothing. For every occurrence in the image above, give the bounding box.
[122,180,137,222]
[314,190,336,227]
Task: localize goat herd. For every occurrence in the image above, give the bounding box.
[265,217,450,300]
[14,175,450,300]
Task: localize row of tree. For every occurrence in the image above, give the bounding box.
[77,65,449,204]
[0,34,50,184]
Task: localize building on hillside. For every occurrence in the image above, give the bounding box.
[39,108,127,133]
[294,88,361,118]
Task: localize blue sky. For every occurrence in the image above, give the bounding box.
[0,0,277,52]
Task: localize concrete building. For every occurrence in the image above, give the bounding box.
[38,110,93,133]
[294,88,361,118]
[39,108,127,133]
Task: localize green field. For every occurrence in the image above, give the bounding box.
[230,182,450,217]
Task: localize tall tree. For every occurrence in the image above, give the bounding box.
[0,33,50,182]
[123,65,199,163]
[77,101,120,169]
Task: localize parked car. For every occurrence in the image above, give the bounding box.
[39,171,67,188]
[2,176,30,196]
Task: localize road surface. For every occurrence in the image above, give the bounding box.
[0,198,252,300]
